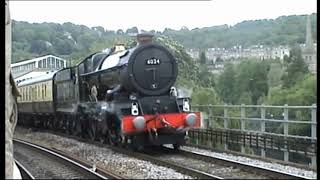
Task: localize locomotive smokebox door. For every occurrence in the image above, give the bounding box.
[125,43,178,96]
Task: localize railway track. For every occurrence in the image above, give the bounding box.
[111,145,222,179]
[148,146,308,179]
[15,159,34,179]
[13,139,125,179]
[15,128,311,179]
[53,130,222,178]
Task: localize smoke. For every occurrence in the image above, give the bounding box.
[177,87,193,98]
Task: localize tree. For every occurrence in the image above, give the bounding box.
[265,73,316,136]
[199,70,215,88]
[191,87,220,105]
[266,74,316,106]
[116,29,124,35]
[249,61,270,104]
[125,27,139,34]
[281,46,309,88]
[199,51,207,65]
[217,63,236,104]
[52,38,74,55]
[267,62,283,88]
[29,40,48,54]
[92,26,105,33]
[231,60,270,105]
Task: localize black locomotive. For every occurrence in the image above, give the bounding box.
[16,33,202,150]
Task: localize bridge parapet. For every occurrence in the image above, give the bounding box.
[190,104,317,169]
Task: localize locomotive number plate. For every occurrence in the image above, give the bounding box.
[146,58,161,65]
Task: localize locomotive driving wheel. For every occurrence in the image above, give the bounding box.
[107,129,121,146]
[106,115,122,146]
[65,118,71,135]
[73,117,82,136]
[69,116,76,135]
[88,119,97,141]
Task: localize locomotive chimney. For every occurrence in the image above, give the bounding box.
[136,32,154,45]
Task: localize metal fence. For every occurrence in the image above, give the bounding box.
[191,104,317,169]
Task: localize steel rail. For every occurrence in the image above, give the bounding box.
[30,129,223,179]
[18,128,312,179]
[161,146,310,179]
[14,159,35,179]
[13,138,123,179]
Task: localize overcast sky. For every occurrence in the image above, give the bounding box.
[9,0,317,32]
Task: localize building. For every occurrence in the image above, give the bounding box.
[271,46,290,61]
[186,49,200,60]
[188,44,291,62]
[11,55,67,79]
[301,15,317,74]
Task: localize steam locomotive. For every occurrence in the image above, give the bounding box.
[16,33,202,150]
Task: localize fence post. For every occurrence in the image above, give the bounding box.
[224,104,228,129]
[311,104,317,140]
[260,104,266,158]
[208,104,213,129]
[283,104,289,162]
[224,104,228,151]
[311,104,317,169]
[241,104,245,153]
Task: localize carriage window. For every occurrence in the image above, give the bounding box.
[29,86,32,101]
[35,86,37,100]
[42,84,44,99]
[32,86,34,101]
[37,85,40,100]
[26,87,28,101]
[44,84,47,98]
[51,58,54,68]
[34,86,36,100]
[29,86,31,101]
[44,59,47,68]
[27,87,29,101]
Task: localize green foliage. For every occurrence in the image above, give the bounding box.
[263,73,316,136]
[11,13,317,64]
[154,35,201,87]
[11,13,316,116]
[267,62,284,88]
[125,27,139,34]
[162,14,317,49]
[217,63,236,104]
[266,74,316,106]
[216,60,270,105]
[191,87,220,105]
[281,46,309,88]
[238,92,253,105]
[199,51,207,65]
[198,69,215,88]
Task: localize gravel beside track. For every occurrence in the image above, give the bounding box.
[13,139,105,179]
[14,127,192,179]
[179,145,317,179]
[14,127,317,179]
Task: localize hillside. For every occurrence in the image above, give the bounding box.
[11,13,317,64]
[163,13,317,49]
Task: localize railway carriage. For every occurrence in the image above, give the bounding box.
[17,71,56,127]
[16,33,202,150]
